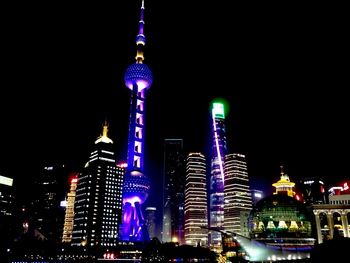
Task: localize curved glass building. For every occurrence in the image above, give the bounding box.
[248,194,315,250]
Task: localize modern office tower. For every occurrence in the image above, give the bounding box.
[31,163,67,241]
[71,122,124,247]
[162,139,185,243]
[209,101,227,248]
[62,173,78,243]
[0,175,15,249]
[120,0,153,242]
[251,189,264,207]
[145,207,157,239]
[299,177,327,205]
[184,153,208,247]
[0,175,14,217]
[223,153,252,237]
[272,166,295,197]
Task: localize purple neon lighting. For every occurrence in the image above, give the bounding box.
[138,5,144,35]
[212,110,225,184]
[123,196,142,206]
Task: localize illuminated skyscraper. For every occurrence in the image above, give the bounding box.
[145,207,157,239]
[0,175,14,217]
[0,175,15,251]
[251,189,264,207]
[209,101,227,248]
[120,0,153,242]
[62,173,78,243]
[31,163,67,241]
[184,153,208,246]
[71,122,124,247]
[223,153,252,237]
[162,139,185,243]
[299,177,327,205]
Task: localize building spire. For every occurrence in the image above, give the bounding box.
[280,165,284,176]
[135,0,146,63]
[102,120,109,138]
[95,120,113,144]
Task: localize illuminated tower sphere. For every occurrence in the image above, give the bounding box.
[120,0,152,242]
[209,101,227,249]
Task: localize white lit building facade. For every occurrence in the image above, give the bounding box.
[71,122,125,247]
[184,152,208,246]
[223,153,252,237]
[62,174,79,243]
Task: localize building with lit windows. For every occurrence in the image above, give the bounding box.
[71,122,124,247]
[31,163,67,241]
[119,0,152,242]
[0,175,15,252]
[162,139,185,244]
[299,177,327,205]
[209,101,227,249]
[184,152,208,246]
[311,181,350,242]
[251,189,264,207]
[62,173,78,243]
[0,175,14,217]
[223,153,252,237]
[145,207,157,239]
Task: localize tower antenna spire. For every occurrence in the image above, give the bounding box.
[135,0,146,63]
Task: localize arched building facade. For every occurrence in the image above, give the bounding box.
[312,204,350,244]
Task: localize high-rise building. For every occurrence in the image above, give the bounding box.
[251,189,264,207]
[120,0,153,242]
[145,207,157,239]
[223,153,252,237]
[31,163,67,241]
[0,175,15,252]
[0,175,14,217]
[184,152,208,247]
[209,101,227,248]
[299,177,327,205]
[162,139,185,244]
[71,122,124,247]
[62,173,78,243]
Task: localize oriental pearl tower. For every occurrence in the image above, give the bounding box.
[120,0,153,242]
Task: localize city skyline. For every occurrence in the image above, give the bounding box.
[0,1,348,201]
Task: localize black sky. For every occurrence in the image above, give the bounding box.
[0,1,348,200]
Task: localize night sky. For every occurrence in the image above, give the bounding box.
[0,1,348,203]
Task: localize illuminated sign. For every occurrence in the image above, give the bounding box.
[254,193,262,198]
[0,175,13,186]
[212,102,225,119]
[343,182,349,191]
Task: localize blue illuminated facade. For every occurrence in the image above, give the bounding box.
[120,0,153,242]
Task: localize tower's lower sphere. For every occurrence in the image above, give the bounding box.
[122,170,150,204]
